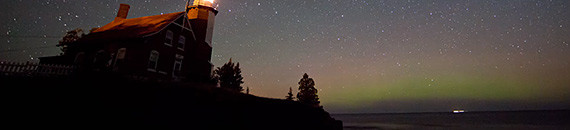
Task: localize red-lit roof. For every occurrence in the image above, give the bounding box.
[88,12,185,39]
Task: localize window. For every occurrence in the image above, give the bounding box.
[93,50,110,68]
[177,36,186,50]
[113,48,126,71]
[172,54,184,77]
[165,30,173,46]
[147,50,159,71]
[116,48,127,60]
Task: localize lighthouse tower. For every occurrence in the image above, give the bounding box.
[186,0,218,81]
[187,0,218,47]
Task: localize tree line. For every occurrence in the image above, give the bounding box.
[214,59,321,107]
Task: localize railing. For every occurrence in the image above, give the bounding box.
[0,61,75,77]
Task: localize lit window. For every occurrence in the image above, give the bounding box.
[165,30,173,46]
[177,36,185,50]
[147,50,159,71]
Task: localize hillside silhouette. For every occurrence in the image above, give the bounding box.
[2,75,342,130]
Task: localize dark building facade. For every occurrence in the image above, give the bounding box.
[41,1,218,82]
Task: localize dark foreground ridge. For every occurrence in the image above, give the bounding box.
[3,75,342,130]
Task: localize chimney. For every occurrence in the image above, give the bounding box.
[114,4,130,21]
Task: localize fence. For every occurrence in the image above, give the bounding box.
[0,61,76,77]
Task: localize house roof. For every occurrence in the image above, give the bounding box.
[86,12,186,40]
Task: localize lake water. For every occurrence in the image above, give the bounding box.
[332,110,569,130]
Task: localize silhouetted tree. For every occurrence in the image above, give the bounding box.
[57,28,85,55]
[286,87,294,101]
[296,73,320,107]
[214,58,244,92]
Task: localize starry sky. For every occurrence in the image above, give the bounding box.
[1,0,569,113]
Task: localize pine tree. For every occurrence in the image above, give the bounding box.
[285,87,294,101]
[296,73,320,107]
[214,58,244,92]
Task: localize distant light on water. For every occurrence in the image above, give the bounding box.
[453,110,465,114]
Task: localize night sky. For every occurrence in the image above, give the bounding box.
[1,0,569,113]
